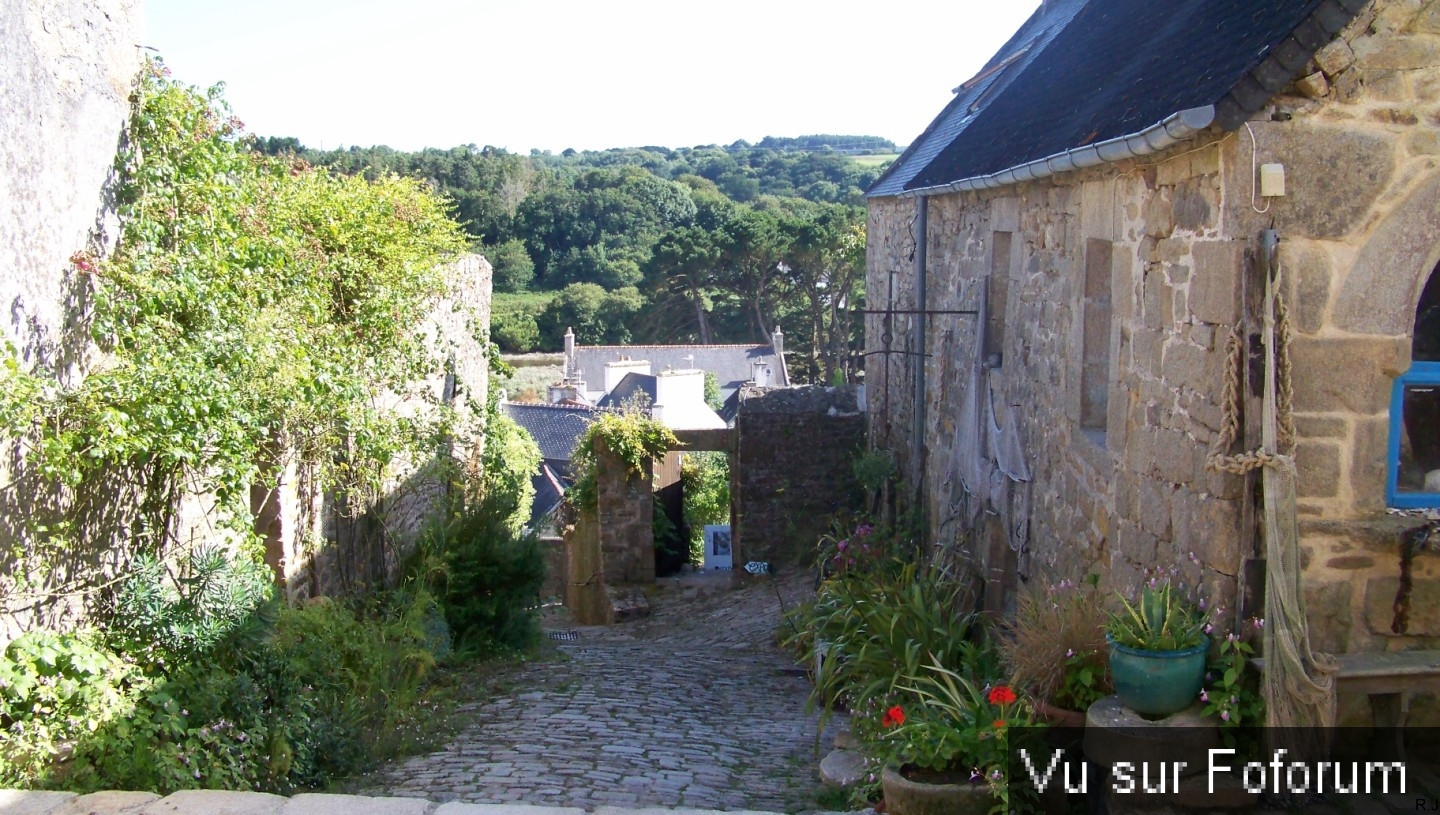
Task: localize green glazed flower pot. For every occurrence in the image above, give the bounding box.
[1107,634,1209,716]
[881,765,994,815]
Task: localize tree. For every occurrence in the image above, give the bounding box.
[535,283,646,347]
[485,238,536,293]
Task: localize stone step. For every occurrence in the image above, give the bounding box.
[0,790,872,815]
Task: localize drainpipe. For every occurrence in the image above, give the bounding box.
[912,197,929,515]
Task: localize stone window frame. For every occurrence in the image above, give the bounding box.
[1079,237,1115,443]
[1386,362,1440,509]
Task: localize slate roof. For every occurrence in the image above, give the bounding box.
[869,0,1366,198]
[595,371,656,411]
[527,462,567,533]
[501,402,597,464]
[573,344,787,404]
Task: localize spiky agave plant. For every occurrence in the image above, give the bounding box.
[1106,579,1206,651]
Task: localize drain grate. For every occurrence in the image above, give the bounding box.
[546,629,579,641]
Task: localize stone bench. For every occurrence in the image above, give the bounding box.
[1257,649,1440,758]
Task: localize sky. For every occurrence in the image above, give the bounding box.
[142,1,1040,154]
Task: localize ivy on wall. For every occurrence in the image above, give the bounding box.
[567,410,679,512]
[1,59,470,613]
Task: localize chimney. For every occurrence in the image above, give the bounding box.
[771,325,785,359]
[752,360,770,388]
[563,326,576,380]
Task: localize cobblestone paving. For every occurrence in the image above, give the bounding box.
[358,571,840,813]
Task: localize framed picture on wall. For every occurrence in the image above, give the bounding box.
[703,524,732,571]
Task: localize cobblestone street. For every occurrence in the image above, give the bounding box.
[356,571,842,813]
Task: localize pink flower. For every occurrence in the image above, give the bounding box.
[1221,711,1230,721]
[1200,689,1209,702]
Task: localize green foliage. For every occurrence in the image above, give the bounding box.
[3,60,469,608]
[881,661,1037,809]
[681,451,729,561]
[0,631,143,785]
[701,372,722,411]
[1201,624,1265,757]
[0,589,450,793]
[103,545,276,667]
[793,559,979,723]
[535,283,646,347]
[484,238,537,293]
[568,410,680,512]
[1107,577,1208,651]
[427,500,548,653]
[479,410,542,534]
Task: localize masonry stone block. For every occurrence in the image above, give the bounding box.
[1289,337,1407,415]
[1160,342,1212,390]
[1188,242,1242,325]
[142,791,285,815]
[1269,125,1396,240]
[1294,414,1349,439]
[1350,416,1392,512]
[1356,33,1440,71]
[1142,191,1176,238]
[1137,477,1173,538]
[1335,173,1440,335]
[1315,37,1357,75]
[1305,581,1352,653]
[1173,179,1217,232]
[1295,440,1342,498]
[1365,576,1440,636]
[1408,129,1440,155]
[0,791,76,815]
[1280,243,1332,335]
[1294,71,1331,99]
[285,795,430,815]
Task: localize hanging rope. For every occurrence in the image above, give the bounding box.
[1204,254,1335,751]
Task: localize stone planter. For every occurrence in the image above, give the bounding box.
[1107,635,1209,716]
[881,765,994,815]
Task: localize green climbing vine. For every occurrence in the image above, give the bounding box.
[1,59,469,610]
[568,409,679,512]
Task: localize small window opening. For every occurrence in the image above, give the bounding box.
[985,232,1012,364]
[1388,267,1440,507]
[1080,239,1114,436]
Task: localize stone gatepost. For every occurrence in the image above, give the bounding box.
[596,443,655,584]
[565,508,609,625]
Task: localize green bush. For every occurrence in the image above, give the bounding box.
[102,545,276,668]
[430,501,547,654]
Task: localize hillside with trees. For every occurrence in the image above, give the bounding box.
[255,137,896,384]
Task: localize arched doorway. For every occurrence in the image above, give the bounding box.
[1387,267,1440,507]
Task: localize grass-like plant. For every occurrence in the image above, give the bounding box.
[1000,575,1111,711]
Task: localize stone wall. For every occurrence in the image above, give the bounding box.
[278,254,493,600]
[0,0,141,639]
[866,0,1440,671]
[733,385,866,568]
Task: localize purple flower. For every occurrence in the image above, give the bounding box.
[1204,624,1213,634]
[1221,711,1230,721]
[1253,618,1265,629]
[1200,689,1209,702]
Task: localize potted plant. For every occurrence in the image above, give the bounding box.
[1105,577,1209,716]
[1000,576,1111,726]
[876,659,1037,815]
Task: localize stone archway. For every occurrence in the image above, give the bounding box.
[1334,174,1440,340]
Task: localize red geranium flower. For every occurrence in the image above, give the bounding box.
[993,718,1006,729]
[882,705,905,728]
[988,685,1017,705]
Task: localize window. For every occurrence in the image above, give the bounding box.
[985,232,1012,364]
[1387,268,1440,508]
[1080,238,1114,434]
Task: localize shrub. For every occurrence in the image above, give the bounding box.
[430,501,547,653]
[681,451,729,561]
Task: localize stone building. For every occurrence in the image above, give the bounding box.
[865,0,1440,673]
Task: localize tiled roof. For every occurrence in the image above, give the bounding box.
[869,0,1365,198]
[501,401,597,463]
[574,344,786,403]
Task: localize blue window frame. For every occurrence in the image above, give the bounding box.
[1387,361,1440,508]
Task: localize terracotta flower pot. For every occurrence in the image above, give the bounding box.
[1033,698,1086,728]
[881,765,994,815]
